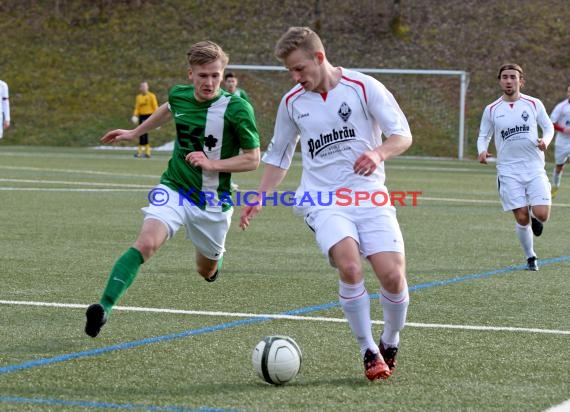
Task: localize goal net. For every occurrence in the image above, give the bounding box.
[227,65,469,159]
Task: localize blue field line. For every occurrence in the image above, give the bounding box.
[375,254,570,297]
[1,255,569,377]
[0,317,268,375]
[0,396,240,412]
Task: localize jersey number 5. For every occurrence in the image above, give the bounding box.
[176,123,204,153]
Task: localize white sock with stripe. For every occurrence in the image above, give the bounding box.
[379,283,409,348]
[339,280,377,356]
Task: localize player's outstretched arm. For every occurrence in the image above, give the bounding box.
[100,103,172,144]
[100,129,136,143]
[239,164,288,230]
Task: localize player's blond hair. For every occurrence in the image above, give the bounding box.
[187,41,229,68]
[497,63,524,80]
[274,27,325,60]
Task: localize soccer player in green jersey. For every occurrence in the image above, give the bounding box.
[85,41,261,338]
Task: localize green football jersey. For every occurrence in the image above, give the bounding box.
[160,85,260,211]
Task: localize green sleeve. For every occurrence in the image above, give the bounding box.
[229,98,260,150]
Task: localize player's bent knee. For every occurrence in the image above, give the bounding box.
[536,213,550,223]
[532,206,550,222]
[514,214,530,226]
[336,260,363,282]
[381,271,407,293]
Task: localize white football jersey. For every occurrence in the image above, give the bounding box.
[263,68,412,206]
[477,93,554,178]
[550,98,570,141]
[0,80,9,123]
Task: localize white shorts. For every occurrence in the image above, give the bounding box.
[141,184,232,260]
[304,205,405,267]
[554,137,570,165]
[497,173,551,212]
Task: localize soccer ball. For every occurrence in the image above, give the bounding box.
[252,336,302,385]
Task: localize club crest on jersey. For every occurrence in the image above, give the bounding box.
[521,110,529,122]
[338,102,352,122]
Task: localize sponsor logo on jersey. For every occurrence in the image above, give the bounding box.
[521,110,529,121]
[307,126,356,158]
[500,124,530,141]
[338,102,352,122]
[297,112,309,120]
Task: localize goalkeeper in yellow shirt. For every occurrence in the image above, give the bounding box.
[132,81,159,158]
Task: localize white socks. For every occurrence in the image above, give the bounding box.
[553,170,562,187]
[339,280,377,356]
[379,283,410,348]
[515,222,535,259]
[339,279,410,354]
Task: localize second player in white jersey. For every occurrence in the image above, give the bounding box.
[0,80,10,139]
[477,63,553,272]
[549,85,570,197]
[263,68,411,207]
[477,93,553,179]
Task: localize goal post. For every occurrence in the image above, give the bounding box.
[227,64,470,160]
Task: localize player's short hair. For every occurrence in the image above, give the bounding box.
[224,72,236,81]
[187,41,229,68]
[274,26,325,60]
[497,63,524,80]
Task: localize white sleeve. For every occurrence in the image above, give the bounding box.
[477,106,493,154]
[368,79,412,138]
[550,101,562,123]
[537,100,554,146]
[261,96,299,169]
[1,82,9,122]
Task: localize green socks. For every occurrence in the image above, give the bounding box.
[100,247,144,313]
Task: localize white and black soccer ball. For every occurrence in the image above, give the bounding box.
[252,336,302,385]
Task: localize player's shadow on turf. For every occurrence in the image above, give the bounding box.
[178,377,372,393]
[284,377,372,387]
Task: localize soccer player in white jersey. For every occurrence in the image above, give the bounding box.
[549,85,570,198]
[0,80,10,139]
[477,63,554,271]
[240,27,412,381]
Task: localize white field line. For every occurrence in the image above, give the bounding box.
[388,165,494,173]
[544,399,570,412]
[421,196,498,204]
[0,188,148,192]
[0,151,150,161]
[0,178,151,188]
[0,160,491,176]
[2,300,569,336]
[287,160,495,173]
[0,165,159,179]
[419,196,570,208]
[2,179,570,208]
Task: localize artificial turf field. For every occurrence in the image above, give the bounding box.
[1,146,569,412]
